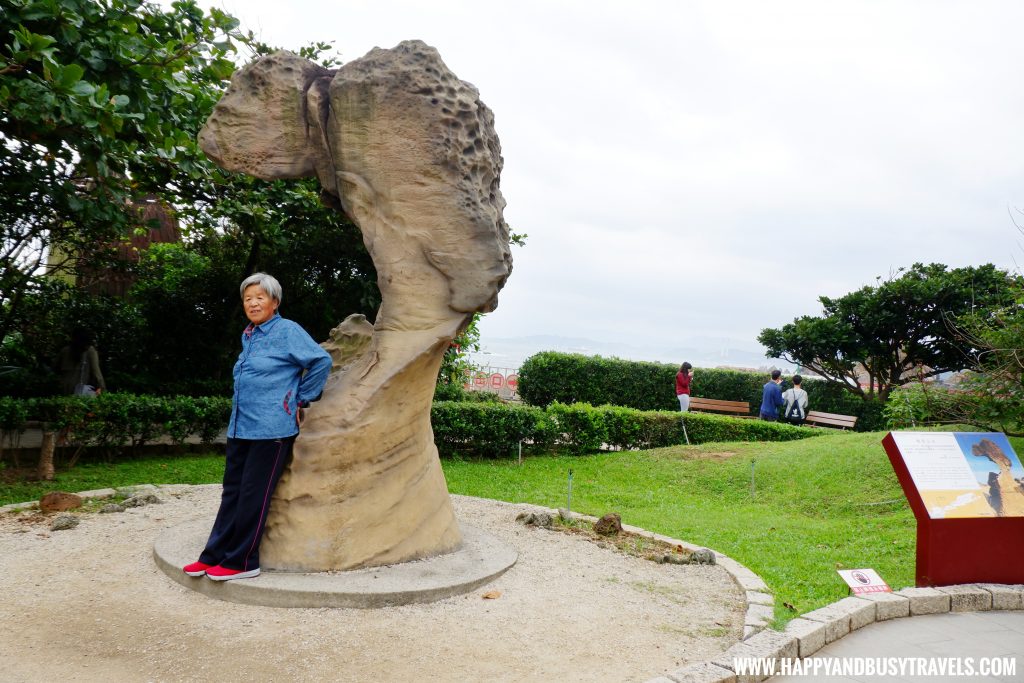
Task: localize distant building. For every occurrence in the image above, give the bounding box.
[46,195,180,297]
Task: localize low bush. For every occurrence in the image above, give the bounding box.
[430,400,821,458]
[517,351,887,430]
[0,393,230,454]
[431,401,545,458]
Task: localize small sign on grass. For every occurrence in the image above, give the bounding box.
[837,568,891,595]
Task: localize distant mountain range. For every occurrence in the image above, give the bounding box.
[468,334,795,373]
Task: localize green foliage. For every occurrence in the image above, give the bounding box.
[431,400,544,458]
[437,313,482,394]
[518,351,676,410]
[0,0,241,341]
[882,383,974,430]
[950,280,1024,435]
[430,399,821,458]
[0,2,381,396]
[758,263,1017,401]
[516,351,887,430]
[0,393,230,454]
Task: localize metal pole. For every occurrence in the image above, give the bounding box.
[567,469,574,515]
[681,417,690,446]
[750,459,756,498]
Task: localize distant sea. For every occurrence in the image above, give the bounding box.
[467,335,796,374]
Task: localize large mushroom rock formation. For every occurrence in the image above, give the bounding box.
[971,438,1024,517]
[199,41,511,571]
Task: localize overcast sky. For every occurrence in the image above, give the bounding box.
[196,0,1024,362]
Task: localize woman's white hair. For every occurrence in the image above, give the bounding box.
[240,272,283,303]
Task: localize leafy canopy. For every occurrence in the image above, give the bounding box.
[758,263,1016,401]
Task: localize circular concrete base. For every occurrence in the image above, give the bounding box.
[153,517,517,608]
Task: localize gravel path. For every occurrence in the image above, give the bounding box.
[0,486,745,682]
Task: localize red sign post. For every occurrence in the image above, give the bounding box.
[882,431,1024,586]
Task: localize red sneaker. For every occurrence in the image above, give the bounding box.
[183,561,213,577]
[205,565,261,581]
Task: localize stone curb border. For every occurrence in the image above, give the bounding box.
[0,483,171,514]
[645,584,1024,683]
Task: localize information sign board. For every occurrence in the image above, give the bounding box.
[883,431,1024,586]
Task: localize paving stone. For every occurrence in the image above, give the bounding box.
[896,586,950,615]
[665,662,738,683]
[746,591,773,606]
[978,584,1024,610]
[832,596,877,630]
[742,624,763,640]
[729,567,769,593]
[745,603,774,627]
[799,604,852,643]
[652,533,704,553]
[936,584,992,612]
[782,617,827,658]
[645,677,678,683]
[711,629,797,683]
[856,591,911,620]
[74,487,117,500]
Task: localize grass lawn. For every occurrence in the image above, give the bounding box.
[3,430,1020,627]
[442,430,1024,626]
[0,453,225,505]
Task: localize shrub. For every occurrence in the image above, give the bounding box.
[517,351,887,430]
[0,394,231,456]
[883,383,981,429]
[431,401,545,458]
[430,400,821,459]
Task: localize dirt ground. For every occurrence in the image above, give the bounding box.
[0,486,745,683]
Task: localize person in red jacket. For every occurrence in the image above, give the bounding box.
[675,362,693,411]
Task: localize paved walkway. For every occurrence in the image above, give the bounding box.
[770,609,1024,682]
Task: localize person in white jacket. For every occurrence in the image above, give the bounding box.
[782,375,809,425]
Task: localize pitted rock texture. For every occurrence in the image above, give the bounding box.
[199,41,511,571]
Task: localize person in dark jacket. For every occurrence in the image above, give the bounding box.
[759,369,784,421]
[183,272,332,581]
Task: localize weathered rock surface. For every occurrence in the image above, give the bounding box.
[51,514,79,531]
[594,513,623,536]
[123,494,163,508]
[515,511,553,527]
[320,314,374,373]
[199,41,510,571]
[99,504,126,514]
[39,492,83,513]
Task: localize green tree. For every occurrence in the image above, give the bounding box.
[0,0,239,341]
[758,263,1017,402]
[0,1,382,395]
[950,279,1024,434]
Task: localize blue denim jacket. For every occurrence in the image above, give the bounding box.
[227,314,332,440]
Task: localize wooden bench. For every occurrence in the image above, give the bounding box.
[688,397,753,418]
[803,410,858,430]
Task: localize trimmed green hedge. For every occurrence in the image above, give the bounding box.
[517,351,886,430]
[431,400,822,458]
[1,393,823,462]
[0,394,230,452]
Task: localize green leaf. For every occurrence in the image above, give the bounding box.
[57,63,85,88]
[71,81,96,96]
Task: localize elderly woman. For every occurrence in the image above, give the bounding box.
[183,273,332,581]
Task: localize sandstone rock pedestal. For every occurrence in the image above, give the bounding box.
[199,41,511,571]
